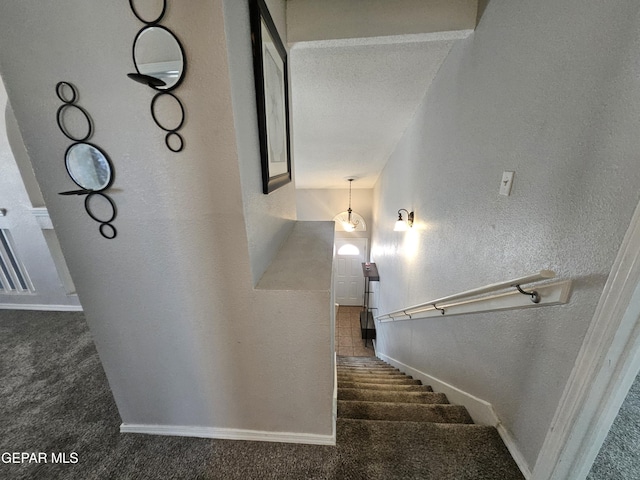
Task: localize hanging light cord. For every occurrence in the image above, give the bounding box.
[346,179,359,227]
[347,180,353,222]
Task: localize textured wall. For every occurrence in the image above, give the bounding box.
[372,0,640,469]
[224,0,297,286]
[0,0,332,438]
[0,82,80,308]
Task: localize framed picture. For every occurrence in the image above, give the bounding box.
[249,0,292,194]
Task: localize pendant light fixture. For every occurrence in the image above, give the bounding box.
[342,178,359,232]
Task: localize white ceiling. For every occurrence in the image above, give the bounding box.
[290,37,457,189]
[286,0,478,190]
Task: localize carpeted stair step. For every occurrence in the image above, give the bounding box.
[338,400,474,423]
[336,418,524,479]
[337,374,416,383]
[338,388,446,404]
[337,371,404,378]
[338,369,406,377]
[333,355,522,477]
[337,369,410,377]
[337,375,423,385]
[337,360,395,367]
[338,366,400,373]
[338,364,391,369]
[337,356,385,363]
[339,382,433,392]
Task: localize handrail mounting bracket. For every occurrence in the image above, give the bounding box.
[515,284,541,303]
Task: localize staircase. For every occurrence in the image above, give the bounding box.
[336,356,525,479]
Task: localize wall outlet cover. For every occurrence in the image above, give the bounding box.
[500,171,514,196]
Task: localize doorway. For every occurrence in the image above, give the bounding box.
[334,237,367,306]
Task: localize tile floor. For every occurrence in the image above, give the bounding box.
[335,305,375,357]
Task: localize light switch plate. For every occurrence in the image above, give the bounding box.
[499,171,514,196]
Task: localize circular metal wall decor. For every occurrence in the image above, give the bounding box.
[56,103,93,142]
[165,132,184,153]
[132,25,186,92]
[55,82,118,239]
[150,92,185,130]
[129,0,166,25]
[56,82,93,142]
[56,81,78,104]
[151,91,185,152]
[65,142,114,191]
[85,192,117,224]
[127,0,187,152]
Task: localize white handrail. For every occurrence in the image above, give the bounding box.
[376,270,556,321]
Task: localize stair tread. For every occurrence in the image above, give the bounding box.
[338,376,423,385]
[339,364,393,367]
[337,356,381,361]
[337,366,403,373]
[339,388,448,404]
[338,400,473,423]
[337,363,389,366]
[336,418,524,479]
[338,364,389,368]
[338,372,413,381]
[339,382,433,392]
[332,356,523,478]
[338,370,410,376]
[338,371,401,375]
[339,417,482,429]
[338,367,400,372]
[337,361,388,366]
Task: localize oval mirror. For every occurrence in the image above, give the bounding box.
[133,25,185,91]
[65,143,113,191]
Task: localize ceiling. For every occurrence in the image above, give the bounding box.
[290,37,457,189]
[285,0,479,189]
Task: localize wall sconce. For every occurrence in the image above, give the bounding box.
[394,209,414,231]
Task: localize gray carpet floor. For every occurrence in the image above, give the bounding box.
[1,310,522,479]
[587,371,640,479]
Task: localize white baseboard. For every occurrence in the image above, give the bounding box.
[375,352,531,479]
[120,423,336,446]
[496,424,532,479]
[333,351,338,439]
[0,303,83,311]
[375,352,498,425]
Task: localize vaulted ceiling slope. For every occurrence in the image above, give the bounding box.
[287,0,479,189]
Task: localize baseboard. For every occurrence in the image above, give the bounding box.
[0,303,83,311]
[375,352,498,425]
[333,351,338,439]
[375,352,531,479]
[496,424,532,479]
[120,423,336,446]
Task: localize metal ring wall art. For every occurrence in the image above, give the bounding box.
[55,82,118,240]
[127,0,187,153]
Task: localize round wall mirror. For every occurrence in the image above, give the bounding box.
[65,143,113,191]
[133,25,185,91]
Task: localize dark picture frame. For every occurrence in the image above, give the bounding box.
[249,0,292,194]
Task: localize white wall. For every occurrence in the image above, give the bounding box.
[0,81,80,308]
[371,0,640,470]
[0,0,332,440]
[224,0,296,286]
